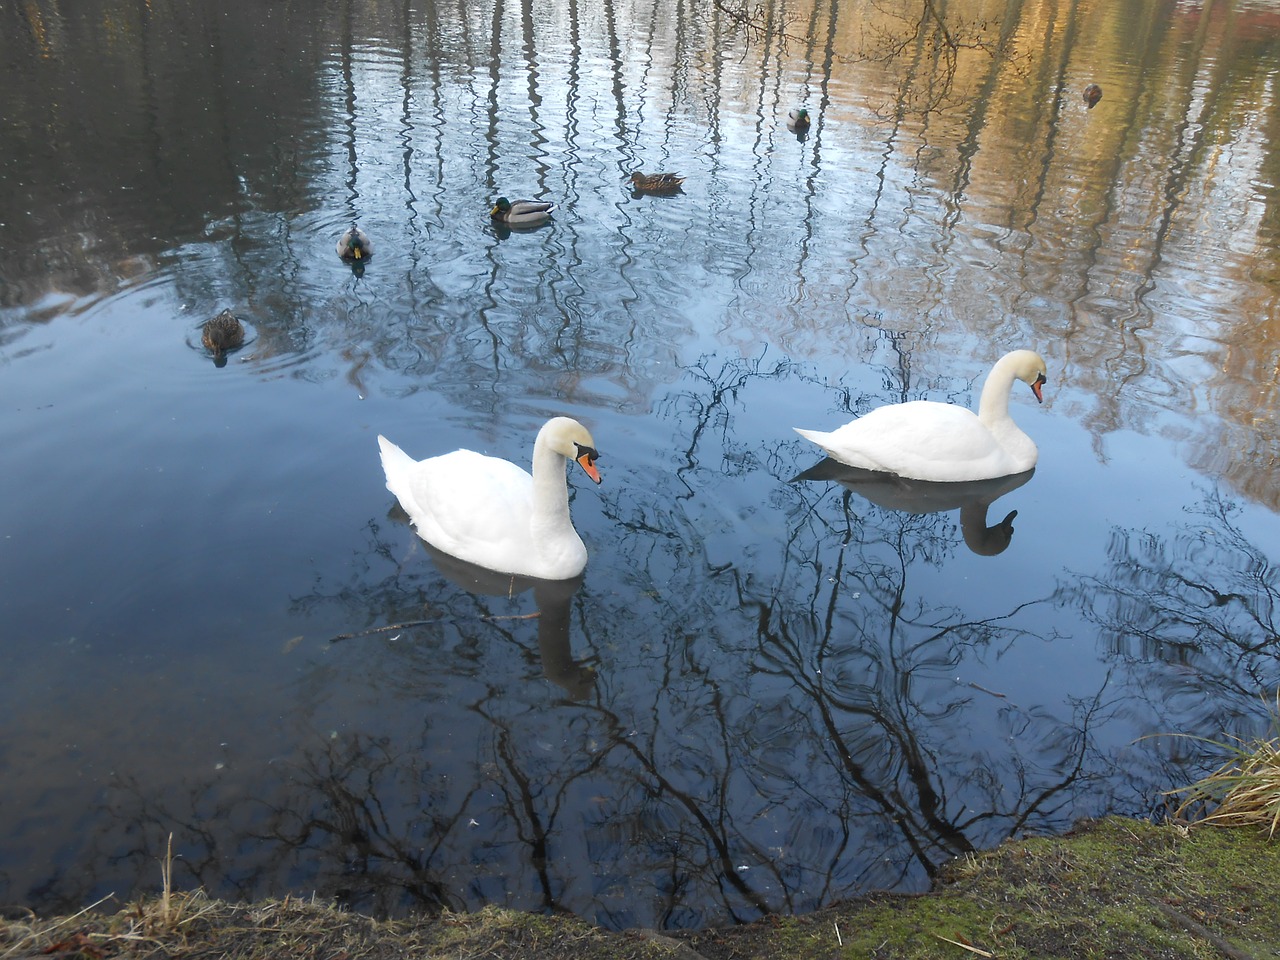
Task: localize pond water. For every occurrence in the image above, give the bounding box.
[3,0,1280,931]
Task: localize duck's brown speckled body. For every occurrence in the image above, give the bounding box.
[202,309,245,364]
[628,172,685,194]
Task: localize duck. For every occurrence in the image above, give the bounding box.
[336,226,373,261]
[377,416,602,580]
[489,197,555,227]
[201,309,245,365]
[794,349,1048,483]
[786,107,811,132]
[1083,83,1103,109]
[629,172,685,194]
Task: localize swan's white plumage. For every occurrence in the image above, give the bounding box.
[378,416,601,580]
[794,350,1047,482]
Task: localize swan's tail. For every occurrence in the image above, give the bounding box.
[795,426,843,462]
[377,435,417,494]
[793,426,884,473]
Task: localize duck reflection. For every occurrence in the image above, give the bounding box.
[413,535,597,700]
[793,459,1034,556]
[490,219,554,242]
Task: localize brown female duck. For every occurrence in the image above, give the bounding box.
[628,172,685,194]
[202,309,245,365]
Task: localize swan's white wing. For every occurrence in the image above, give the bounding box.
[796,401,1016,482]
[379,438,537,565]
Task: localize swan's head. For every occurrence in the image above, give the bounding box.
[1007,350,1048,403]
[542,417,602,485]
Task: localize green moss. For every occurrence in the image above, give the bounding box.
[1173,825,1280,949]
[684,817,1280,959]
[833,895,1012,958]
[5,817,1280,960]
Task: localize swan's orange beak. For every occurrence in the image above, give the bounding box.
[1031,373,1046,403]
[576,451,602,484]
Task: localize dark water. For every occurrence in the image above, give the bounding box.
[3,0,1280,930]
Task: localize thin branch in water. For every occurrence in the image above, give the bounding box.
[328,612,540,643]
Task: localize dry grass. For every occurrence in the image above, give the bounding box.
[7,707,1280,960]
[2,825,680,960]
[6,818,1280,960]
[1168,690,1280,839]
[0,891,692,960]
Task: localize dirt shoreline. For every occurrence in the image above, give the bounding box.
[4,817,1278,959]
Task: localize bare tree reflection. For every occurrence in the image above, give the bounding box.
[297,504,599,701]
[56,388,1264,929]
[571,352,1129,919]
[9,0,1280,930]
[712,0,808,48]
[101,733,461,918]
[656,349,803,499]
[421,543,598,701]
[752,475,1103,887]
[1057,486,1280,738]
[793,459,1034,556]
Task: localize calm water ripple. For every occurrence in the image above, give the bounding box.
[2,0,1280,931]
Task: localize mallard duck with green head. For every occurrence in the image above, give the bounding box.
[490,197,555,227]
[786,107,811,132]
[628,172,685,194]
[336,226,373,261]
[202,309,245,366]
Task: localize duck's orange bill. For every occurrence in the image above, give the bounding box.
[353,248,363,259]
[577,453,602,484]
[1031,373,1046,403]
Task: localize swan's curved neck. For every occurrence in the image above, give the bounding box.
[977,358,1018,427]
[530,437,573,531]
[976,356,1037,470]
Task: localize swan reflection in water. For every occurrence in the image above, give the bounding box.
[407,531,597,700]
[793,459,1035,556]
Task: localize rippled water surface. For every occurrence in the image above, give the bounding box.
[3,0,1280,930]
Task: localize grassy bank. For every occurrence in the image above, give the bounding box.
[10,707,1280,959]
[4,817,1279,960]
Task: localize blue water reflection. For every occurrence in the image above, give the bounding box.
[2,0,1280,932]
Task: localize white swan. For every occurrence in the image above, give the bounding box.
[794,349,1048,482]
[377,416,602,580]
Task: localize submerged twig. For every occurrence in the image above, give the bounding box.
[328,612,540,644]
